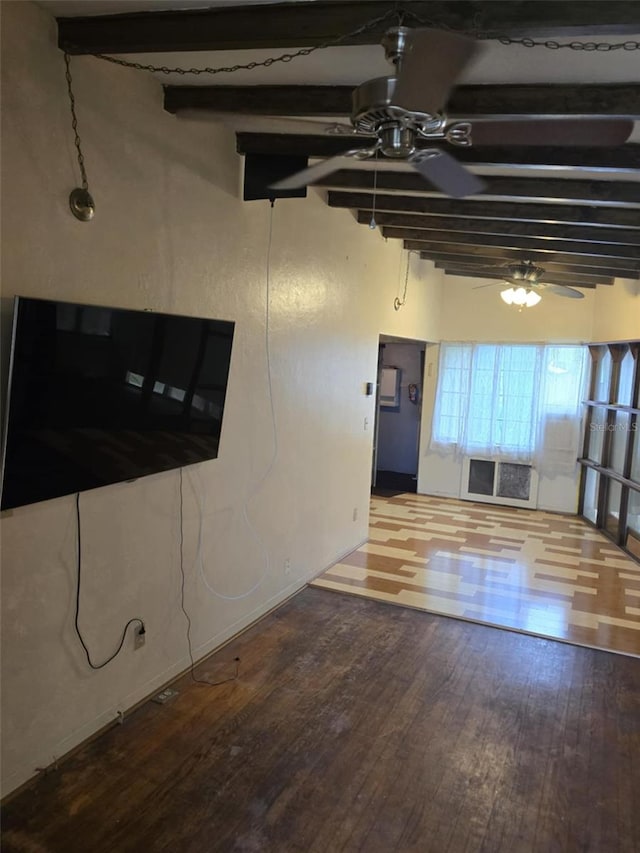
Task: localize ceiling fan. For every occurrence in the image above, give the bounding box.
[268,26,633,199]
[472,260,586,305]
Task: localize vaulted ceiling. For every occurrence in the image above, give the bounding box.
[49,0,640,290]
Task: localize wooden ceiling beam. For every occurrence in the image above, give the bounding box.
[435,264,609,286]
[172,87,354,117]
[420,252,639,279]
[393,230,640,260]
[235,134,640,173]
[171,84,640,119]
[411,244,639,275]
[59,1,640,54]
[420,253,638,281]
[327,192,640,229]
[357,211,640,245]
[441,269,604,287]
[317,171,640,206]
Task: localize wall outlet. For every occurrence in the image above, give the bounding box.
[364,417,369,431]
[284,558,291,576]
[134,627,146,650]
[152,688,179,705]
[353,507,358,521]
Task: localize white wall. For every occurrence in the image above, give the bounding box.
[0,2,443,797]
[437,269,596,343]
[591,278,640,342]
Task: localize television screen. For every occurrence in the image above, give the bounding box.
[1,297,235,511]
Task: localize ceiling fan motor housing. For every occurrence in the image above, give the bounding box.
[351,76,443,147]
[507,261,545,284]
[352,77,414,129]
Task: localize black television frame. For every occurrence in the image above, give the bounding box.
[1,296,235,511]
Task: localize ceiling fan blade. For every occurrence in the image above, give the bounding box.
[269,149,373,190]
[393,28,480,114]
[470,118,633,147]
[410,149,486,198]
[538,283,585,299]
[175,110,358,136]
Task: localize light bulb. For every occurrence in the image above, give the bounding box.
[500,287,541,308]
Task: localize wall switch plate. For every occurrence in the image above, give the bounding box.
[353,507,358,521]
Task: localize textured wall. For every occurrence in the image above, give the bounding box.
[591,279,640,342]
[0,2,442,796]
[437,270,596,343]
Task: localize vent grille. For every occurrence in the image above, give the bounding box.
[464,458,537,507]
[497,463,532,500]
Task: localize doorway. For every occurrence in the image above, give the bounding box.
[372,336,426,496]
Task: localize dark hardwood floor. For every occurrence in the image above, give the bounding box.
[3,587,639,853]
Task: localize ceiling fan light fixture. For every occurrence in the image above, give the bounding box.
[500,287,541,308]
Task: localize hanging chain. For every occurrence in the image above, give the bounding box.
[405,12,640,48]
[370,152,379,230]
[391,8,640,49]
[77,5,637,79]
[64,53,89,190]
[394,251,412,311]
[494,36,639,50]
[86,8,401,75]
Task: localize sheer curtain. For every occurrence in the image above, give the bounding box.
[431,343,588,470]
[535,345,589,475]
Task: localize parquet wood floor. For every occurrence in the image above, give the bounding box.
[312,494,640,657]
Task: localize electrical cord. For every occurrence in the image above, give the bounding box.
[175,203,279,678]
[190,198,278,601]
[178,469,240,686]
[74,493,145,669]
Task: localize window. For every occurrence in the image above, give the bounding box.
[432,343,588,466]
[432,344,471,444]
[579,342,640,562]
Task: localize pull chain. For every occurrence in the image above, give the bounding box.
[369,153,379,230]
[64,53,95,221]
[394,251,412,311]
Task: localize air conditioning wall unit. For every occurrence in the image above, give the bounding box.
[460,457,539,508]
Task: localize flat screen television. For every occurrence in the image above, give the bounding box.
[1,297,235,511]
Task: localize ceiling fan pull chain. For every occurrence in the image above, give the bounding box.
[394,251,413,311]
[369,152,379,230]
